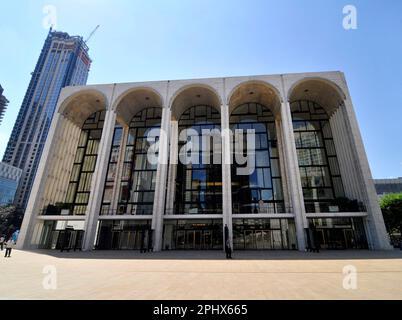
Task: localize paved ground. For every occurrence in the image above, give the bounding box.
[1,249,402,300]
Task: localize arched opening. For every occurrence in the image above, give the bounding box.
[170,84,222,120]
[288,78,345,116]
[60,89,107,127]
[163,85,223,250]
[228,82,296,250]
[228,80,281,116]
[289,79,367,249]
[288,79,347,213]
[114,87,163,125]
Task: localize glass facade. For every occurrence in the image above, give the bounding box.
[0,178,19,205]
[0,163,21,206]
[116,107,161,215]
[291,100,345,213]
[230,103,285,214]
[233,218,297,250]
[96,220,152,250]
[64,111,105,215]
[39,220,85,250]
[174,105,222,215]
[163,219,223,250]
[309,217,368,249]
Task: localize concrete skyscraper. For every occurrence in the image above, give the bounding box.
[2,29,91,210]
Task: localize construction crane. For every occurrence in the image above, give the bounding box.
[85,25,100,44]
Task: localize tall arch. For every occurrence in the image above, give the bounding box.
[170,84,222,120]
[288,77,346,116]
[228,80,282,116]
[114,87,164,125]
[59,89,108,127]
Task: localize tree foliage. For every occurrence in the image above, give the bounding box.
[0,205,24,238]
[380,193,402,235]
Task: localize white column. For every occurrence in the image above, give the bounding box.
[341,97,392,250]
[280,101,307,251]
[165,120,178,215]
[82,110,117,251]
[275,119,291,210]
[17,113,65,249]
[221,104,233,249]
[152,107,171,251]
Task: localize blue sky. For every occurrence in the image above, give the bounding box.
[0,0,401,178]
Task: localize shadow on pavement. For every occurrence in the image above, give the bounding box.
[22,249,402,261]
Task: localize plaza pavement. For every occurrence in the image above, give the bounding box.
[1,249,402,300]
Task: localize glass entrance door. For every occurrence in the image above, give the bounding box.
[184,230,213,249]
[163,219,223,250]
[242,229,284,250]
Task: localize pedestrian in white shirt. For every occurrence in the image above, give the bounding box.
[4,239,14,258]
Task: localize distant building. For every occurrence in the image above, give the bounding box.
[0,162,22,206]
[0,85,9,124]
[2,29,92,210]
[374,178,402,196]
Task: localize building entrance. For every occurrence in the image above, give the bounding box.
[242,229,283,249]
[96,220,152,250]
[175,229,214,250]
[39,220,85,250]
[163,219,223,250]
[309,218,368,249]
[233,218,298,250]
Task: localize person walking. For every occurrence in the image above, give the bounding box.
[4,238,14,258]
[225,239,232,259]
[0,236,4,251]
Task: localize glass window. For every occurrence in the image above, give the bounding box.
[115,108,161,216]
[64,110,105,216]
[231,103,285,214]
[291,101,345,213]
[175,105,222,215]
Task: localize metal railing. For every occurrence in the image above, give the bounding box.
[304,201,366,214]
[99,208,154,216]
[232,203,293,214]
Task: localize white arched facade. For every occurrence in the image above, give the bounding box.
[17,72,392,252]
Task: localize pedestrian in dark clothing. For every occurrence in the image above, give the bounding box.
[0,236,4,251]
[225,239,232,259]
[4,239,14,258]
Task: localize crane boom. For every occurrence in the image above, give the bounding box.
[85,25,100,44]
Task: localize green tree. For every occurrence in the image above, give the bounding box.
[380,193,402,236]
[0,205,24,238]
